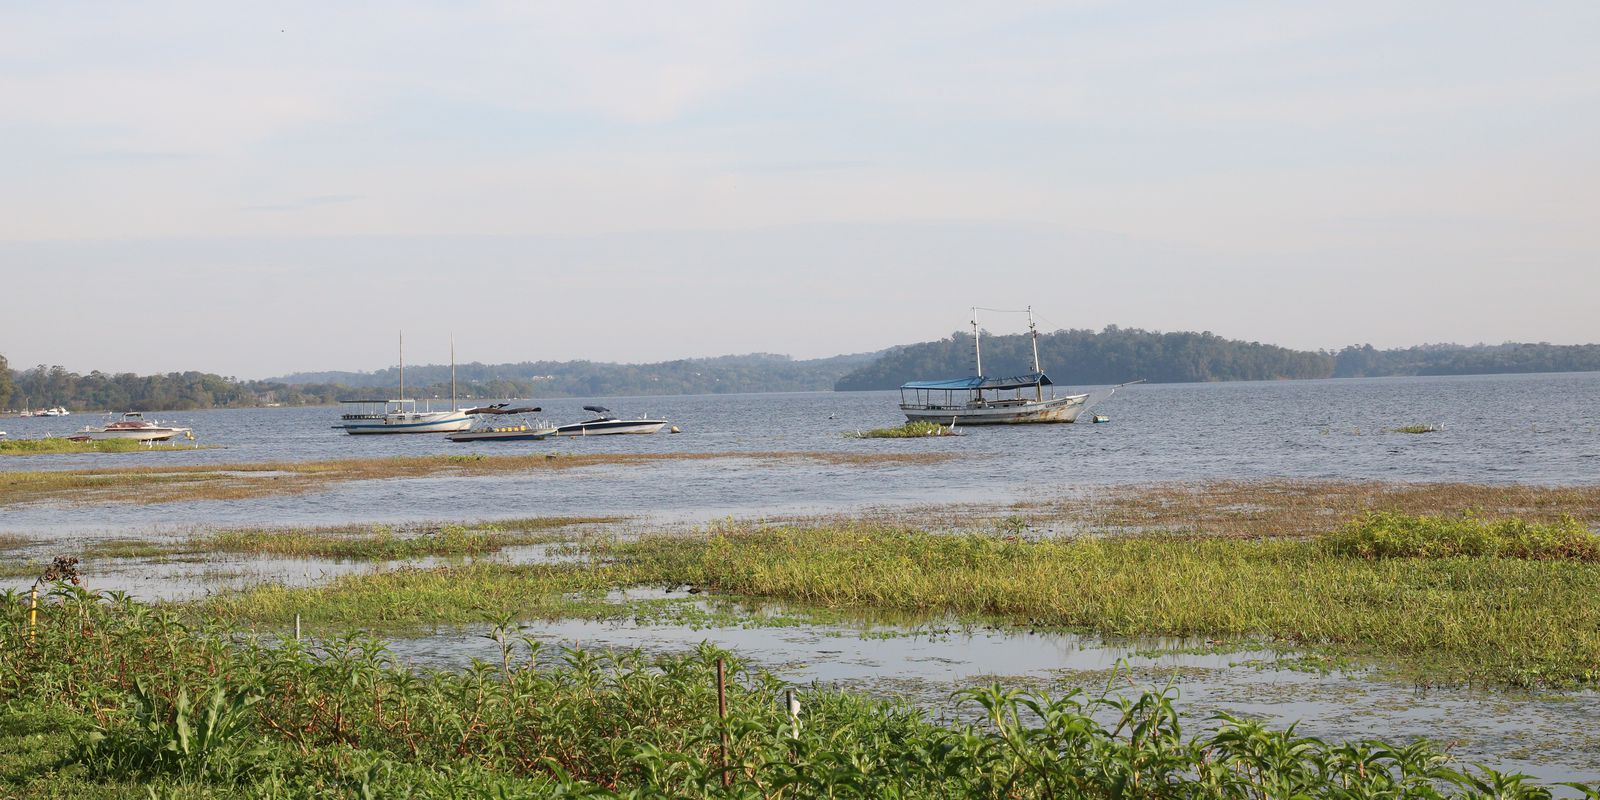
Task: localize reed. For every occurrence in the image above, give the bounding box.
[0,588,1583,798]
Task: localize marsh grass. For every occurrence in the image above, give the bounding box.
[0,437,214,456]
[1326,511,1600,560]
[1029,480,1600,538]
[202,517,616,561]
[1393,424,1441,434]
[846,420,957,438]
[0,588,1583,798]
[0,450,949,507]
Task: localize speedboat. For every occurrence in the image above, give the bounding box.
[555,406,667,436]
[68,412,193,442]
[40,406,69,417]
[447,404,556,442]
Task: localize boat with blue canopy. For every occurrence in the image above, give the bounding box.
[899,307,1090,425]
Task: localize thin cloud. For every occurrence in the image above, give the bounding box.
[241,194,362,213]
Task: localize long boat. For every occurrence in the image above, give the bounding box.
[447,405,556,442]
[899,307,1089,425]
[337,333,472,435]
[554,406,667,436]
[67,412,193,442]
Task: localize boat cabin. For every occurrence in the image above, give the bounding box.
[899,372,1054,411]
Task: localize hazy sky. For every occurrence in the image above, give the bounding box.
[2,2,1596,378]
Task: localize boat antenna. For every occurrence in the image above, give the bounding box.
[450,333,458,412]
[399,330,405,401]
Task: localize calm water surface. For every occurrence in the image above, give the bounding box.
[4,372,1596,534]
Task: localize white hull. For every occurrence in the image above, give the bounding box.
[341,410,472,435]
[902,393,1089,425]
[555,419,667,436]
[70,426,190,442]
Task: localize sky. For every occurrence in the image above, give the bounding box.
[1,1,1596,379]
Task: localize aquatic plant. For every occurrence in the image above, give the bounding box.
[0,437,211,455]
[1393,424,1441,434]
[2,588,1590,797]
[846,421,957,438]
[1325,511,1600,561]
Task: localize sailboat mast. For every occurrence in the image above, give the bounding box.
[399,331,405,401]
[450,334,458,411]
[972,307,983,401]
[1028,306,1042,401]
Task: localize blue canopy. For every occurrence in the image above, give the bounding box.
[900,372,1053,391]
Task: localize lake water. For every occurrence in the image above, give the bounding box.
[3,371,1596,534]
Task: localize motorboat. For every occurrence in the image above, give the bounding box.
[448,404,556,442]
[40,406,69,417]
[899,307,1139,425]
[337,333,472,435]
[67,412,193,442]
[555,406,667,436]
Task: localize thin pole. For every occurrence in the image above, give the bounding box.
[398,330,405,401]
[28,585,37,644]
[716,657,730,787]
[1028,305,1042,401]
[971,307,984,403]
[450,333,458,412]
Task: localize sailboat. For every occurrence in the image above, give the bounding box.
[336,333,472,434]
[898,307,1090,425]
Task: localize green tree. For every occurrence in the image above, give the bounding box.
[0,353,12,410]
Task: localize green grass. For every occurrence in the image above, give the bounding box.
[1326,511,1600,560]
[847,420,957,438]
[0,437,212,455]
[200,517,617,561]
[0,589,1585,798]
[198,515,1600,688]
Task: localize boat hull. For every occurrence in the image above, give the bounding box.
[69,427,190,442]
[554,419,667,436]
[447,427,557,442]
[341,411,472,435]
[902,393,1089,425]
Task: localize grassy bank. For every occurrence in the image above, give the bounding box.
[0,450,949,507]
[199,512,1600,688]
[0,590,1581,798]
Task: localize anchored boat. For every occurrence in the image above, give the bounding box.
[899,306,1089,425]
[68,412,193,442]
[338,333,472,435]
[447,405,556,442]
[555,406,667,436]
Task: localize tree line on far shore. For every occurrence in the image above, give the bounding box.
[3,332,1598,412]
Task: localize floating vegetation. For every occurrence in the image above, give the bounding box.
[0,590,1585,797]
[847,420,958,438]
[202,517,617,561]
[0,437,214,455]
[1393,424,1442,434]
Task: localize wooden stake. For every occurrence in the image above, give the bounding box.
[716,657,730,787]
[28,585,37,644]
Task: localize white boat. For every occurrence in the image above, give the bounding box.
[337,333,472,435]
[899,306,1090,425]
[448,404,556,442]
[555,406,667,436]
[40,406,69,417]
[67,412,193,442]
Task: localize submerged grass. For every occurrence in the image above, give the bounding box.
[0,450,950,507]
[1030,480,1600,538]
[0,437,214,456]
[205,513,1600,688]
[202,517,616,560]
[1,588,1586,798]
[1393,424,1442,434]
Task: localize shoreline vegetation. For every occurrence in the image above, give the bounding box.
[0,438,215,456]
[0,450,951,508]
[3,509,1600,795]
[846,420,958,438]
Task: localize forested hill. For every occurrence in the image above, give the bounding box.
[835,327,1333,389]
[273,352,880,398]
[833,328,1600,390]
